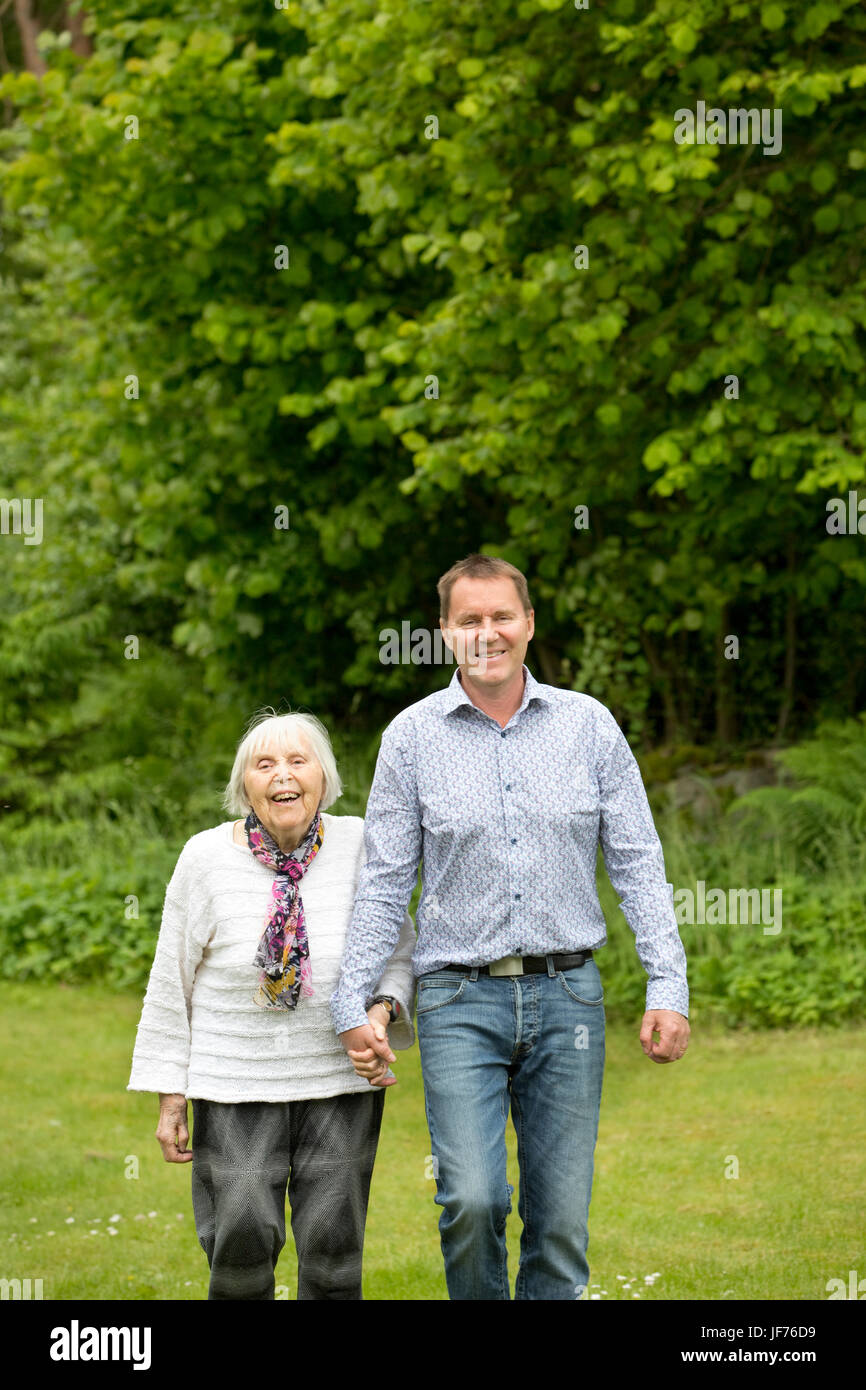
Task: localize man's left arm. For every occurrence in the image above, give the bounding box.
[330,722,422,1065]
[596,707,690,1064]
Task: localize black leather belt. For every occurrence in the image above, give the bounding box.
[440,950,593,977]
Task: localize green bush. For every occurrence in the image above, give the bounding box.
[0,841,176,990]
[1,719,864,1027]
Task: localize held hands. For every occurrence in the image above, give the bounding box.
[640,1009,690,1063]
[340,1004,397,1088]
[156,1092,193,1162]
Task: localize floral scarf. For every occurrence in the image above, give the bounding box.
[247,808,324,1010]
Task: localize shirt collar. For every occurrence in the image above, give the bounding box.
[441,663,550,718]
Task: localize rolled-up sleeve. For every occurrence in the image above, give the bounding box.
[597,709,689,1017]
[330,722,422,1035]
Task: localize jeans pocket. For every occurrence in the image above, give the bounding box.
[557,959,604,1006]
[416,974,467,1014]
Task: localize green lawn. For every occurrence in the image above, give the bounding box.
[1,981,862,1301]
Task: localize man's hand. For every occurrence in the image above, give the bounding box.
[640,1010,690,1063]
[156,1092,193,1162]
[341,1006,397,1088]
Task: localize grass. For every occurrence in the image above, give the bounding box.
[1,981,862,1301]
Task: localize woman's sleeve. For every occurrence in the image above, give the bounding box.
[127,854,209,1096]
[368,907,416,1051]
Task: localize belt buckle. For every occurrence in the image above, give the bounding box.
[489,955,524,977]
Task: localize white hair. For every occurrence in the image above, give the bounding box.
[222,709,342,817]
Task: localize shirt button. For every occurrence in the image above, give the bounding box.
[510,837,516,845]
[501,731,506,738]
[514,893,521,900]
[505,783,511,791]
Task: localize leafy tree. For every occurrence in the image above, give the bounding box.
[0,0,864,856]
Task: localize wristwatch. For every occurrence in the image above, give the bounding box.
[368,994,400,1021]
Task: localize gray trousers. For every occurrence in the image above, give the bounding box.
[190,1089,385,1300]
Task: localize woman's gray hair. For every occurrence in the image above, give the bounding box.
[222,709,342,817]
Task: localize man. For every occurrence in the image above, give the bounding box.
[330,554,690,1300]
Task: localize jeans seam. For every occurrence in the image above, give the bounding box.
[416,978,467,1014]
[511,1086,530,1300]
[556,971,604,1006]
[509,979,521,1064]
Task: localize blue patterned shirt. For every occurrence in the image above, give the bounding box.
[330,665,688,1033]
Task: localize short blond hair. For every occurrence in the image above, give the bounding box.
[222,709,342,817]
[437,554,532,622]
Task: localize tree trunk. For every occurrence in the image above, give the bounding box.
[640,631,679,744]
[0,9,12,127]
[533,638,560,687]
[774,545,797,743]
[13,0,45,75]
[715,603,736,747]
[64,2,92,58]
[677,631,693,743]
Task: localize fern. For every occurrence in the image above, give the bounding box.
[726,715,866,873]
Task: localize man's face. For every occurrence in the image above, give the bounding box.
[441,575,534,690]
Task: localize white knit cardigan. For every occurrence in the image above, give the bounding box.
[128,813,416,1102]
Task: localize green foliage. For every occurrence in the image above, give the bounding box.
[687,876,864,1027]
[1,0,865,769]
[596,714,866,1025]
[1,716,864,1028]
[725,712,866,872]
[0,840,175,989]
[0,2,864,1029]
[597,863,866,1028]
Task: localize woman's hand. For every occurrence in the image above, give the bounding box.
[156,1092,193,1162]
[345,1004,397,1088]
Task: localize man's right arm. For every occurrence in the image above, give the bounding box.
[330,721,422,1035]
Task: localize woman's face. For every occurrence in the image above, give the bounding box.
[243,738,325,851]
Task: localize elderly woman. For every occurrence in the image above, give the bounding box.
[128,710,415,1300]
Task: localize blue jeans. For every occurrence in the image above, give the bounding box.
[416,956,605,1300]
